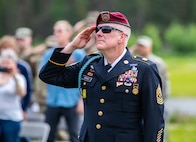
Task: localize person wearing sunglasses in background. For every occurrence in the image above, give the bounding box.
[39,11,164,142]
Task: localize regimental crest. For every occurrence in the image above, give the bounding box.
[156,84,163,105]
[101,12,110,22]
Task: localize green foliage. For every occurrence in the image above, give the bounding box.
[164,23,196,54]
[169,113,196,124]
[167,114,196,142]
[128,23,163,53]
[168,123,196,142]
[127,33,137,48]
[1,0,196,56]
[51,1,72,21]
[164,56,196,97]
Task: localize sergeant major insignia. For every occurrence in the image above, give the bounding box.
[156,84,163,105]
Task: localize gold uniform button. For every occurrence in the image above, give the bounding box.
[96,124,101,129]
[98,111,103,116]
[100,98,105,104]
[125,89,129,93]
[101,86,106,90]
[83,82,86,85]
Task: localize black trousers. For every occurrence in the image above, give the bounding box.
[45,105,80,142]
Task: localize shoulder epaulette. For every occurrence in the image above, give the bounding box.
[132,55,152,65]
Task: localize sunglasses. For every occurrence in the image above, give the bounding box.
[96,26,124,34]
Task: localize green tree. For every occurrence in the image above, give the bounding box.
[164,22,196,54]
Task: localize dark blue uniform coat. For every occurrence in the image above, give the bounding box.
[39,48,164,142]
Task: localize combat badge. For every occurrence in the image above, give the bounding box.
[156,84,163,105]
[132,83,139,95]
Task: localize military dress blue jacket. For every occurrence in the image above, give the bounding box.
[39,48,164,142]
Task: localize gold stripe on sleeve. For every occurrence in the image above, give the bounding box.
[49,59,66,66]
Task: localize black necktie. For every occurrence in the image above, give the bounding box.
[105,64,112,71]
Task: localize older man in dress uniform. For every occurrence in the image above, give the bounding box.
[39,11,164,142]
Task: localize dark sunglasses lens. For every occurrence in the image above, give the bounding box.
[96,26,112,33]
[102,27,112,33]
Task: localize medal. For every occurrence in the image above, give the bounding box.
[132,84,139,95]
[132,88,138,95]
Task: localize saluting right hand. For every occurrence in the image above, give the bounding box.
[61,26,96,54]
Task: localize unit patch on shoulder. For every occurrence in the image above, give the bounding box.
[156,84,163,105]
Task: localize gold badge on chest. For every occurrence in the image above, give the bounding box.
[132,83,139,95]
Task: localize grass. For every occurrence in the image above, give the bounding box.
[165,115,196,142]
[163,56,196,97]
[166,124,196,142]
[160,55,196,142]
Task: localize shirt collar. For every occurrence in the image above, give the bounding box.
[104,48,127,72]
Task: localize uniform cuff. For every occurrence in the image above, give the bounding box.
[49,48,71,66]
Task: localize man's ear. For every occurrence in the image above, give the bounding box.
[118,33,126,43]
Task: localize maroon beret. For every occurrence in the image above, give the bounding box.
[96,11,130,28]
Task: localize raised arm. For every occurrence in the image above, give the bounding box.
[61,26,96,54]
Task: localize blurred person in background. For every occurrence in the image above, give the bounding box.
[0,35,33,121]
[0,49,26,142]
[73,11,99,55]
[15,27,43,113]
[34,35,58,111]
[15,27,34,75]
[15,27,33,61]
[33,35,58,56]
[129,35,170,100]
[129,35,170,140]
[39,20,86,142]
